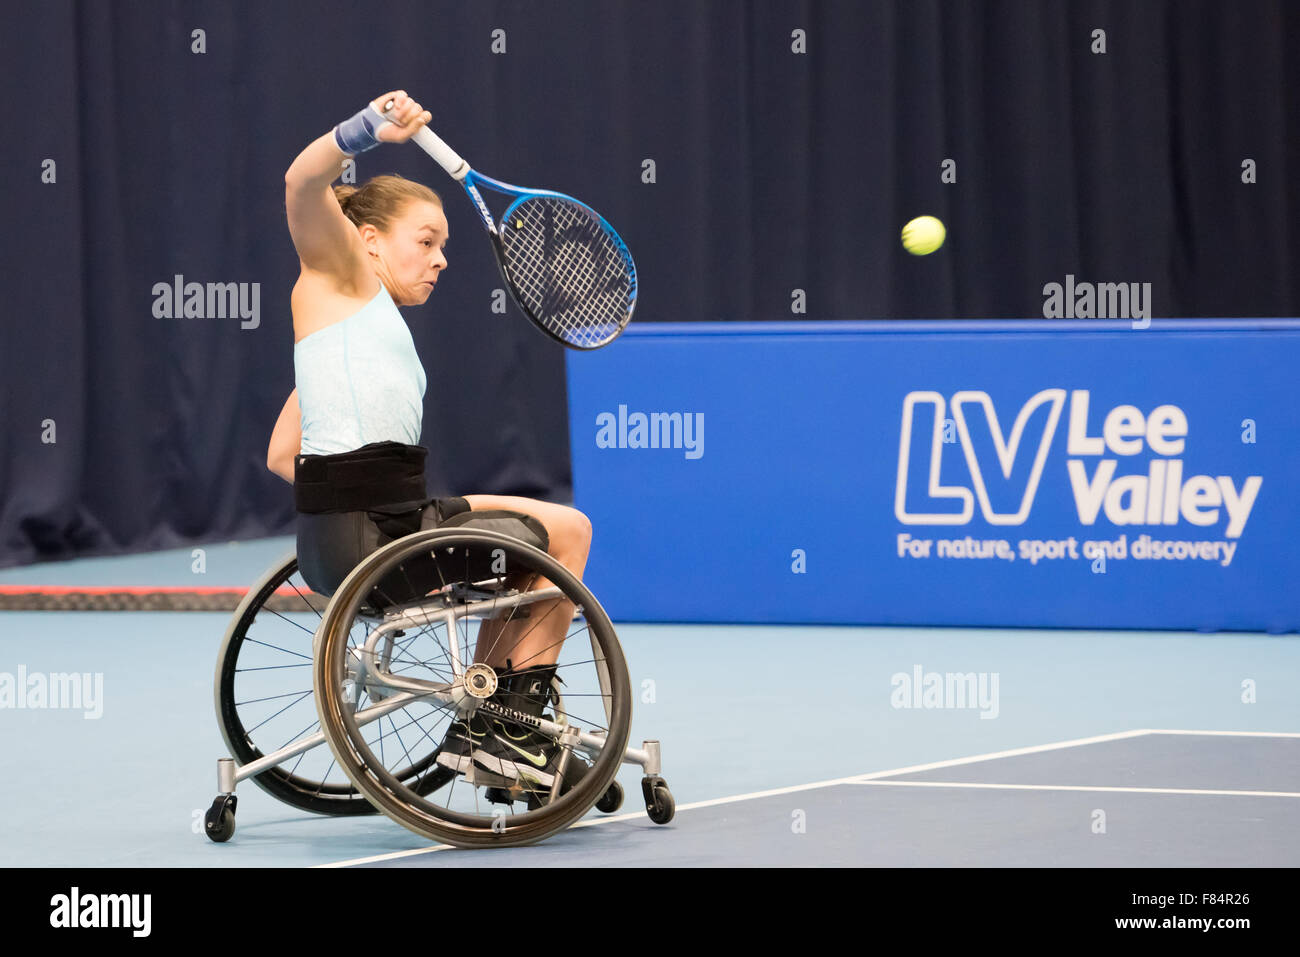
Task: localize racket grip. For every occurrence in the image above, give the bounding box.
[380,99,470,180]
[411,127,470,181]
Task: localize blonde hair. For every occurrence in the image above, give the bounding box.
[332,174,442,231]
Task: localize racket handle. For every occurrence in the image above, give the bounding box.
[381,98,469,181]
[410,127,470,180]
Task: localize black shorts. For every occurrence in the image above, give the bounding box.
[296,495,471,597]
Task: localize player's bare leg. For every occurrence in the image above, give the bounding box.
[460,495,592,671]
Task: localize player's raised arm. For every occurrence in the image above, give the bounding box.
[284,92,432,280]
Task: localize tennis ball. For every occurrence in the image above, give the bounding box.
[901,215,946,256]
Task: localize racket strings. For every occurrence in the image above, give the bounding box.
[499,197,635,347]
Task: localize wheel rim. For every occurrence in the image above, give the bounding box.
[314,529,632,847]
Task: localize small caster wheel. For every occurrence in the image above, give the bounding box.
[647,786,674,824]
[641,775,675,825]
[596,780,624,813]
[204,795,237,843]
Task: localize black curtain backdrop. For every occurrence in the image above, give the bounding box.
[2,0,1297,568]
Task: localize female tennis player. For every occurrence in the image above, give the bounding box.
[265,91,592,790]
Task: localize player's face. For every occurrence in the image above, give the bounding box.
[377,201,448,306]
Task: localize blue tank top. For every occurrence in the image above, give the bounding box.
[295,284,427,455]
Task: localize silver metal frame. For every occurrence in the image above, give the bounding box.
[216,580,661,800]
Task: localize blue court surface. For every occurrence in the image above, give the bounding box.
[1,539,1297,868]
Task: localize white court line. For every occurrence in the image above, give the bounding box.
[854,780,1300,798]
[844,727,1157,782]
[317,727,1156,868]
[1143,729,1300,738]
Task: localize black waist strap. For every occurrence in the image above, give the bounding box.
[294,441,430,514]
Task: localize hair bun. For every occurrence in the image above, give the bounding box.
[329,175,441,230]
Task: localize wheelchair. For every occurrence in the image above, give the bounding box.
[206,521,675,848]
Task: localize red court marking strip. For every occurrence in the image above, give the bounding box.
[0,585,307,596]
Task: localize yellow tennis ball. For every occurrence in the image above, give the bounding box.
[901,215,946,255]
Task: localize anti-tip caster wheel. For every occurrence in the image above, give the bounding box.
[597,780,624,813]
[204,795,237,843]
[641,775,674,825]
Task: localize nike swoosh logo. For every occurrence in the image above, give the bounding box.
[494,735,548,767]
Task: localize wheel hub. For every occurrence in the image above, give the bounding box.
[463,663,498,700]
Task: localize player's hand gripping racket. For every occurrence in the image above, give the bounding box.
[383,100,636,349]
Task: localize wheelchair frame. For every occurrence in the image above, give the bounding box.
[207,526,675,848]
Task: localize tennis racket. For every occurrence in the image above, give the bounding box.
[383,101,636,349]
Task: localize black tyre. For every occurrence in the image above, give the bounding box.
[647,786,675,825]
[596,780,624,814]
[205,805,236,842]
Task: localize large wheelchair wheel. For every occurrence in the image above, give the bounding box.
[215,553,453,816]
[313,527,632,848]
